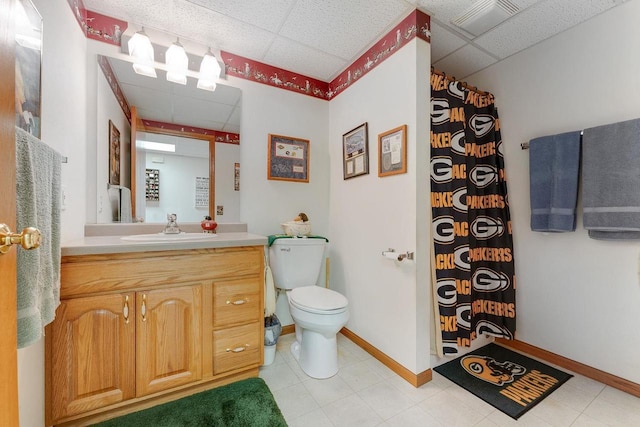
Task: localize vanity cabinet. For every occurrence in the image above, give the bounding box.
[46,245,264,426]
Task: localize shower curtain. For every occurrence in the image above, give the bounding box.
[430,71,516,356]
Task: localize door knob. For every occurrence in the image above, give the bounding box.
[0,223,41,254]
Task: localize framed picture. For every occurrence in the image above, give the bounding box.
[343,122,369,179]
[15,0,43,138]
[378,124,407,177]
[267,134,310,183]
[109,120,121,185]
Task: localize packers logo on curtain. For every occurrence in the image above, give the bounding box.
[430,73,516,355]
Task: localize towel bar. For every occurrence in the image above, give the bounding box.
[522,131,584,150]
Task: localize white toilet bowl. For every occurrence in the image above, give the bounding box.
[286,286,349,379]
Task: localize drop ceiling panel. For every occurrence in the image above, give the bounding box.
[264,37,348,81]
[185,0,296,33]
[87,1,629,88]
[474,0,621,59]
[433,44,497,78]
[171,2,275,58]
[429,21,468,63]
[279,0,412,60]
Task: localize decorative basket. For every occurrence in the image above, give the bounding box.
[281,221,311,237]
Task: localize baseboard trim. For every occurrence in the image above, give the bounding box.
[281,324,295,336]
[496,338,640,397]
[340,327,431,387]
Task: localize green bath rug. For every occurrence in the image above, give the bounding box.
[92,377,287,427]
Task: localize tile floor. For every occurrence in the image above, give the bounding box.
[259,333,640,426]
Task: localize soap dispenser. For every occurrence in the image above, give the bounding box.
[201,216,217,233]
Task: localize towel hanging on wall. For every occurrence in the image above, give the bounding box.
[528,131,582,232]
[15,127,63,348]
[582,118,640,240]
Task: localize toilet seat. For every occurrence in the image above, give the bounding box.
[289,286,348,314]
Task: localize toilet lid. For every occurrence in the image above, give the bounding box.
[289,286,348,313]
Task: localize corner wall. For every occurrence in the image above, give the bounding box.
[467,0,640,383]
[328,38,431,374]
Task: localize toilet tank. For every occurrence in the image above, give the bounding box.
[269,238,326,290]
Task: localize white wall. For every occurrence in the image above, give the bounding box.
[18,1,88,426]
[215,142,241,222]
[328,39,431,374]
[467,0,640,383]
[232,77,331,238]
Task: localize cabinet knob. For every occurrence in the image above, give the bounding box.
[226,344,249,353]
[226,298,247,305]
[123,295,130,324]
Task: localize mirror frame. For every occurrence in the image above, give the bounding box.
[131,106,216,220]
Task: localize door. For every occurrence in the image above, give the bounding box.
[136,285,202,396]
[50,293,136,421]
[0,0,19,425]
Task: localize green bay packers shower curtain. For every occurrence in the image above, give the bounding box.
[430,72,516,356]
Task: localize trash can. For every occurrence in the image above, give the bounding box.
[263,314,282,366]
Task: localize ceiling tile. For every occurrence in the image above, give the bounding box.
[433,44,497,79]
[430,21,467,63]
[279,0,412,60]
[474,0,620,59]
[185,0,295,33]
[264,37,348,81]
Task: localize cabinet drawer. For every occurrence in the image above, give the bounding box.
[213,279,262,327]
[213,323,261,375]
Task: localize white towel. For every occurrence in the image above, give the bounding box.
[120,186,132,222]
[15,127,63,348]
[264,266,276,316]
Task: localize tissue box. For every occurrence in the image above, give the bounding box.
[281,221,311,237]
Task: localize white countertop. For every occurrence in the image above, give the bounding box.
[62,232,268,256]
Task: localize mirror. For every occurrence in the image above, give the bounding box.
[95,55,241,223]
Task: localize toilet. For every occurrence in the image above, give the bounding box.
[269,238,349,379]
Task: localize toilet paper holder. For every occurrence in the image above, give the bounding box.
[381,248,414,261]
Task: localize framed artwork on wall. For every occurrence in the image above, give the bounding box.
[378,124,407,177]
[267,134,310,183]
[343,122,369,179]
[109,120,121,185]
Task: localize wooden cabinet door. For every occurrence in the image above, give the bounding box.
[51,293,135,421]
[136,285,202,397]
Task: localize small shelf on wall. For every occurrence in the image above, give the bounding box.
[146,168,159,201]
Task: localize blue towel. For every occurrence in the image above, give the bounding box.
[529,131,582,232]
[582,118,640,240]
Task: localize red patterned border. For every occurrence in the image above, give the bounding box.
[97,55,132,121]
[85,10,127,46]
[328,10,430,99]
[141,119,240,145]
[73,4,430,101]
[220,52,330,100]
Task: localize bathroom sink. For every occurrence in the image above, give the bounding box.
[120,233,217,242]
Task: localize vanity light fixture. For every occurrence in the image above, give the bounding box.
[165,38,188,85]
[197,48,221,91]
[128,27,157,78]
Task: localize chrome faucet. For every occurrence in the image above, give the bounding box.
[163,213,182,234]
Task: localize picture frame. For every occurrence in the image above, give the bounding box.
[109,120,121,185]
[378,124,407,177]
[15,0,43,138]
[267,134,310,183]
[343,122,369,179]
